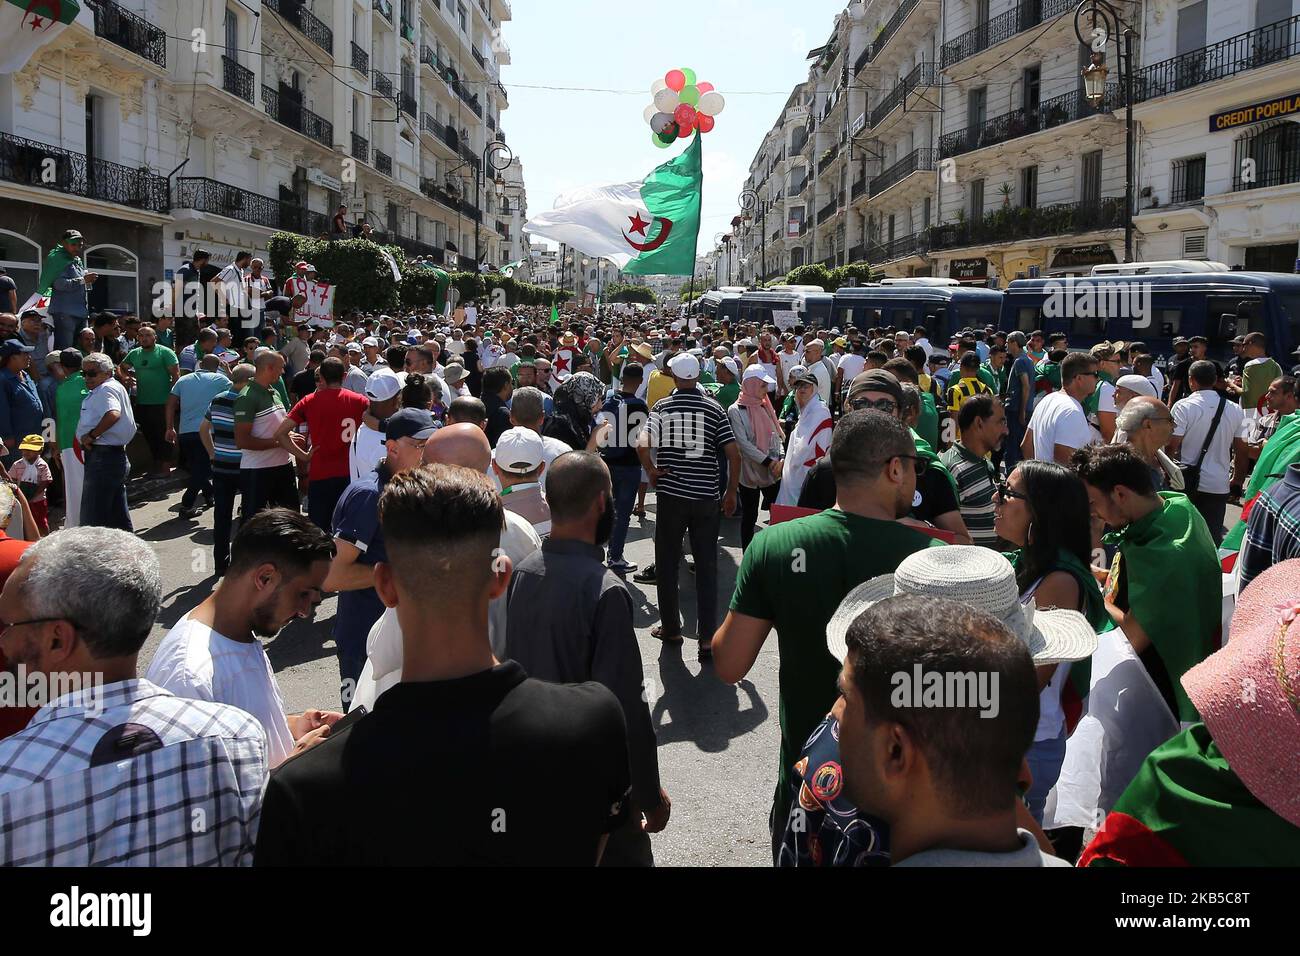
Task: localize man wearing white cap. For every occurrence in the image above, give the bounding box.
[492,426,552,536]
[350,368,402,482]
[360,337,387,375]
[342,343,369,394]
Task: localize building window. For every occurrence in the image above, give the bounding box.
[1022,65,1040,112]
[0,230,41,306]
[1171,155,1206,202]
[922,196,931,228]
[1020,165,1038,208]
[1081,150,1102,204]
[969,178,984,221]
[84,245,138,314]
[458,2,467,31]
[967,87,987,129]
[224,7,238,60]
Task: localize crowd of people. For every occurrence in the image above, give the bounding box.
[1,236,1299,868]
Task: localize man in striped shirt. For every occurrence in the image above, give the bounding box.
[939,394,1007,550]
[203,363,255,576]
[638,353,740,660]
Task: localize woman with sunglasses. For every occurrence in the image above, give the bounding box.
[994,459,1108,824]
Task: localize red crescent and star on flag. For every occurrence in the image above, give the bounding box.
[623,211,674,252]
[24,0,62,31]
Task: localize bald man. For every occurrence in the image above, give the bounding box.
[348,428,543,712]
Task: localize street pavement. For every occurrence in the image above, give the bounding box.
[132,483,780,867]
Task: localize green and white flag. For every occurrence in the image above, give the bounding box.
[0,0,80,74]
[524,135,702,277]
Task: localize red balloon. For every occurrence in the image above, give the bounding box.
[677,123,693,139]
[696,81,715,94]
[674,103,697,126]
[665,70,686,92]
[697,113,716,133]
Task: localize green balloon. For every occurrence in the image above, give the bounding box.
[652,131,671,148]
[679,85,700,107]
[681,68,697,86]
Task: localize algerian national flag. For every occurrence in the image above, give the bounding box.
[524,134,702,277]
[0,0,80,74]
[549,304,560,326]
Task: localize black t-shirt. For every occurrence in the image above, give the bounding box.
[797,457,960,525]
[291,367,317,404]
[253,662,632,866]
[0,274,15,307]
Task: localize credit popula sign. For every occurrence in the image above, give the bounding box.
[1210,92,1300,132]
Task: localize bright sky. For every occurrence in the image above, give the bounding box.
[503,0,846,267]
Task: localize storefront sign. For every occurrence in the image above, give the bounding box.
[1051,243,1117,269]
[950,258,988,283]
[1210,92,1300,132]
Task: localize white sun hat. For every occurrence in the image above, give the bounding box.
[826,546,1098,666]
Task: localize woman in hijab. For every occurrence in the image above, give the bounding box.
[727,365,784,549]
[544,371,609,451]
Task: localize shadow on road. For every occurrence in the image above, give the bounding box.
[265,616,338,672]
[650,645,768,753]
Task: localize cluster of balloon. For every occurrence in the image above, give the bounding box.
[643,68,727,149]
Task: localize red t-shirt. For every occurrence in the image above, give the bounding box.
[288,387,370,481]
[0,532,35,741]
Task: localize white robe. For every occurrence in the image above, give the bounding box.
[775,396,833,507]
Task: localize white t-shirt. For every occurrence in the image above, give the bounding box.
[1147,365,1165,397]
[145,615,294,768]
[836,352,866,386]
[777,349,801,383]
[1171,389,1246,495]
[349,421,386,483]
[1027,391,1095,461]
[1088,380,1117,439]
[350,511,542,712]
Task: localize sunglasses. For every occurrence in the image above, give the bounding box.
[995,481,1029,502]
[849,397,899,414]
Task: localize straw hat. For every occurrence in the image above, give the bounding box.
[826,547,1098,666]
[1182,559,1300,827]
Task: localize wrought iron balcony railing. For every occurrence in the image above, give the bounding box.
[870,147,938,198]
[85,0,167,68]
[351,41,370,74]
[221,56,254,103]
[400,91,418,117]
[0,131,169,212]
[848,244,866,262]
[173,177,326,235]
[871,62,938,127]
[375,151,393,176]
[940,0,1074,69]
[261,85,334,148]
[264,0,334,54]
[927,196,1126,250]
[866,234,926,261]
[374,0,393,23]
[351,132,369,164]
[1134,14,1300,102]
[864,0,921,68]
[939,86,1120,159]
[420,45,437,69]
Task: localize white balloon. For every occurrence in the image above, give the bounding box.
[698,91,726,116]
[651,78,668,96]
[643,103,658,124]
[651,112,674,134]
[654,87,680,113]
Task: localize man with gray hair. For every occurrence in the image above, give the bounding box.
[0,528,268,865]
[76,352,137,531]
[499,385,569,492]
[1115,396,1182,491]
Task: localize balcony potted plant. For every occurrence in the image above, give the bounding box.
[999,182,1013,208]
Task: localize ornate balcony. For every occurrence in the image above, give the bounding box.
[374,0,393,23]
[870,62,938,128]
[373,70,397,103]
[351,41,370,75]
[221,56,255,103]
[862,0,920,68]
[174,177,327,235]
[264,0,334,55]
[939,87,1120,160]
[1134,14,1300,103]
[351,132,369,164]
[0,131,168,212]
[85,0,167,68]
[261,85,334,148]
[927,197,1126,250]
[870,147,938,198]
[375,151,393,176]
[940,0,1074,69]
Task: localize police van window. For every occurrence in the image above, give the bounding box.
[1207,294,1266,342]
[1279,295,1300,357]
[891,308,916,327]
[1071,312,1105,338]
[1016,306,1041,332]
[1153,309,1182,338]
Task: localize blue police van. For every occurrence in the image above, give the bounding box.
[997,262,1300,361]
[736,286,836,330]
[831,279,1004,344]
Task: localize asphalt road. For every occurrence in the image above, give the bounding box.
[131,482,781,867]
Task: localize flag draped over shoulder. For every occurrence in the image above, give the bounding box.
[37,244,77,295]
[1222,411,1300,551]
[524,135,702,276]
[0,0,80,74]
[1103,492,1222,723]
[1079,723,1300,866]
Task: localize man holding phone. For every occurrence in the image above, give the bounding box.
[46,230,96,350]
[147,509,344,767]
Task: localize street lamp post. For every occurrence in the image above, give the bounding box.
[1074,0,1135,263]
[740,188,766,287]
[474,140,513,266]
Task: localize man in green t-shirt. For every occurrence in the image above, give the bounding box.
[234,350,301,516]
[713,410,943,859]
[1235,332,1282,412]
[54,348,89,527]
[119,324,179,475]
